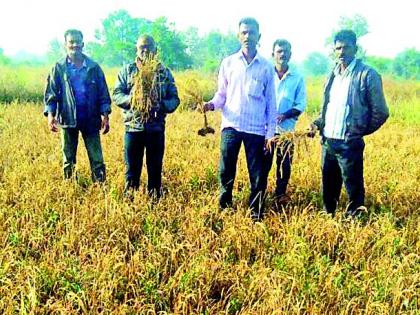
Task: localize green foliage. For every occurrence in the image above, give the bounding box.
[303,52,331,77]
[0,48,11,65]
[392,48,420,80]
[46,39,63,63]
[86,10,151,67]
[365,56,393,75]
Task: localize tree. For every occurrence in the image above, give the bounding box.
[392,48,420,80]
[86,10,151,66]
[303,52,331,76]
[47,39,63,63]
[365,56,393,75]
[149,17,192,70]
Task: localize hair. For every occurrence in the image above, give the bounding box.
[334,29,357,46]
[272,39,291,52]
[238,17,259,32]
[64,29,83,41]
[137,35,157,52]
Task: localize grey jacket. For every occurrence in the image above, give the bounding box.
[44,55,111,130]
[313,59,389,140]
[112,62,180,133]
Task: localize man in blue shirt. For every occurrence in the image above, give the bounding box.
[262,39,306,210]
[44,29,111,182]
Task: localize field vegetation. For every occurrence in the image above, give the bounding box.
[0,68,419,314]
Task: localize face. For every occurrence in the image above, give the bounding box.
[334,40,357,67]
[65,33,84,59]
[272,44,291,68]
[238,23,260,52]
[136,37,156,62]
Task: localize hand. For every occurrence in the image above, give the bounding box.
[277,114,286,123]
[202,102,215,112]
[101,114,110,134]
[265,136,277,154]
[307,123,318,138]
[48,113,58,132]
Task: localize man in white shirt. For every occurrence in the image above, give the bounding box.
[310,30,389,218]
[204,17,277,220]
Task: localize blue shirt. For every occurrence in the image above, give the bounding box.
[274,68,306,133]
[210,51,277,139]
[67,58,88,130]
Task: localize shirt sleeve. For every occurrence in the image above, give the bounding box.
[43,65,60,116]
[210,59,227,110]
[293,75,307,113]
[265,67,277,139]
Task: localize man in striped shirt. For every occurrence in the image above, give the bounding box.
[203,17,277,220]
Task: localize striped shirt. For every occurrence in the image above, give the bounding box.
[210,51,277,139]
[323,59,357,140]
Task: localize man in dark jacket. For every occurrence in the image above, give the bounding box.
[309,29,389,217]
[113,35,180,199]
[44,29,111,182]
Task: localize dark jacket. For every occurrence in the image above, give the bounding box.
[44,55,111,131]
[313,59,389,140]
[112,62,180,133]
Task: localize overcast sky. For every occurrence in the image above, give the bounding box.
[1,0,419,61]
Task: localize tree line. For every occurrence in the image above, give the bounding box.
[0,11,419,80]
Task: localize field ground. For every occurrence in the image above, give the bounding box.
[0,101,419,314]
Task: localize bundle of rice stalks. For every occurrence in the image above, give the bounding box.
[273,130,313,164]
[131,56,162,123]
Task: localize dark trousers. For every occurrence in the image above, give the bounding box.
[262,139,294,197]
[219,128,266,217]
[321,138,365,214]
[61,128,106,182]
[124,130,165,197]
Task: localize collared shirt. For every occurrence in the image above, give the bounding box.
[210,51,277,139]
[274,68,306,133]
[66,58,88,130]
[323,58,357,139]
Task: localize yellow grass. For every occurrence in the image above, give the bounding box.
[0,97,419,313]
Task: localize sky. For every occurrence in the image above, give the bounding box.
[0,0,419,62]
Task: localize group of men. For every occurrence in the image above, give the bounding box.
[44,17,389,221]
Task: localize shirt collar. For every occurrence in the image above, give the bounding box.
[334,58,357,77]
[236,50,261,64]
[66,56,87,69]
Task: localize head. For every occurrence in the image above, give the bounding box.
[64,29,84,60]
[272,39,292,70]
[238,17,261,54]
[333,29,357,67]
[136,35,157,63]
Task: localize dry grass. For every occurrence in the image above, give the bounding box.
[0,79,419,314]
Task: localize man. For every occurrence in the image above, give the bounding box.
[262,39,306,208]
[203,17,277,220]
[113,35,180,199]
[44,29,111,182]
[309,29,389,217]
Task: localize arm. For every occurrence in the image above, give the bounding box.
[365,69,389,135]
[161,69,180,113]
[265,68,277,139]
[112,66,132,110]
[96,65,112,115]
[209,60,228,110]
[43,64,60,117]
